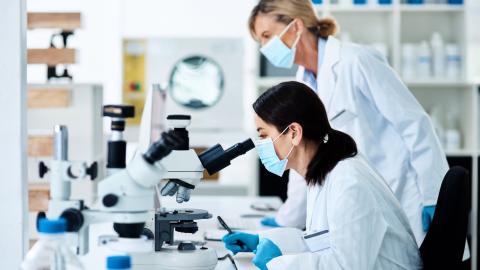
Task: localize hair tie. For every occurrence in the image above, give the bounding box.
[323,133,329,144]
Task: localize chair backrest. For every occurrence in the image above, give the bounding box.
[419,166,470,270]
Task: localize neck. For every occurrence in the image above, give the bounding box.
[295,32,319,75]
[291,142,319,179]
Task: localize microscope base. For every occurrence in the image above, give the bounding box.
[132,245,218,270]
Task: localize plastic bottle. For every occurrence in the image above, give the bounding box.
[431,32,445,78]
[107,255,131,270]
[444,112,461,151]
[445,43,461,79]
[20,218,84,270]
[416,41,432,79]
[402,43,416,79]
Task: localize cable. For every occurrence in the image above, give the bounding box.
[218,254,239,270]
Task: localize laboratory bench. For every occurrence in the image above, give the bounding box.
[84,196,283,270]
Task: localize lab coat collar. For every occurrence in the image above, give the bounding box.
[317,36,341,110]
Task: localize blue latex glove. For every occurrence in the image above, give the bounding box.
[222,232,259,255]
[261,217,281,227]
[422,205,436,232]
[252,238,282,270]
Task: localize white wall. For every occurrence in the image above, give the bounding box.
[0,0,28,268]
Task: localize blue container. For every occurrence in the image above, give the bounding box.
[312,0,322,4]
[353,0,367,4]
[448,0,463,4]
[107,256,131,270]
[378,0,392,4]
[407,0,424,4]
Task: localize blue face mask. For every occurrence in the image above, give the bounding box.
[254,126,295,177]
[260,20,302,69]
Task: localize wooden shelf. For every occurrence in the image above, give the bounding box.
[28,182,50,212]
[27,48,76,65]
[27,12,81,30]
[28,135,53,157]
[28,88,71,108]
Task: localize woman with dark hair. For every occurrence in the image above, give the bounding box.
[222,82,421,270]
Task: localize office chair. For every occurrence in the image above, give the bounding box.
[419,166,470,270]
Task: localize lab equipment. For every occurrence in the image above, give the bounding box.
[353,0,367,4]
[252,239,282,270]
[146,38,244,131]
[446,43,462,79]
[448,0,463,4]
[217,216,246,249]
[37,114,254,269]
[21,218,84,270]
[260,20,301,69]
[445,129,461,151]
[431,32,445,78]
[103,105,135,176]
[402,43,416,79]
[378,0,392,5]
[417,41,432,78]
[222,232,260,254]
[444,111,462,151]
[107,256,131,270]
[37,125,97,235]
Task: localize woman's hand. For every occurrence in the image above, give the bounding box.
[222,232,259,254]
[253,238,282,270]
[261,217,281,227]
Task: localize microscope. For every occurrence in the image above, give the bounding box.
[39,115,255,269]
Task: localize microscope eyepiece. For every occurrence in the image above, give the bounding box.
[199,138,255,176]
[143,130,186,164]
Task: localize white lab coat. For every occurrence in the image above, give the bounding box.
[274,170,307,228]
[291,36,449,245]
[260,155,422,270]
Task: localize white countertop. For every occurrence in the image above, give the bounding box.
[84,196,283,270]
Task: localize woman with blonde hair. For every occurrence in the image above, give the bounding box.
[250,0,449,247]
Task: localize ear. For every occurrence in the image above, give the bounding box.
[289,122,303,146]
[294,19,305,35]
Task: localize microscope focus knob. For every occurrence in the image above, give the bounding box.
[103,194,119,207]
[60,208,84,232]
[86,162,98,180]
[38,161,49,178]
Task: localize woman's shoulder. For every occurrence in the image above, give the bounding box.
[339,40,386,66]
[325,155,376,191]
